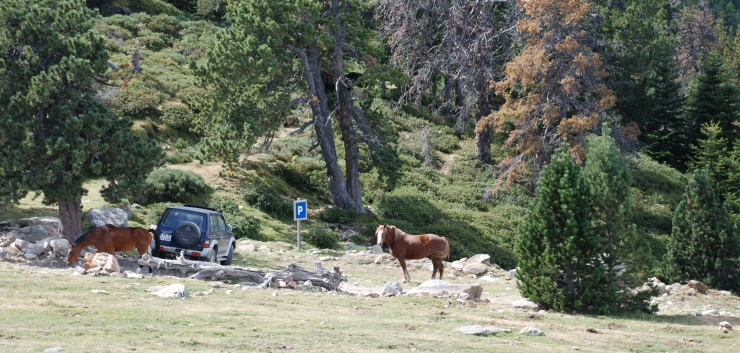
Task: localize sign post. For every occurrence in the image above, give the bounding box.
[293,199,308,251]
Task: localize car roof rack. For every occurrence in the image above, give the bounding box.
[182,204,219,212]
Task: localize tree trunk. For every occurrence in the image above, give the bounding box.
[301,42,357,211]
[332,0,364,213]
[454,79,467,136]
[58,198,82,242]
[442,76,453,117]
[474,78,493,164]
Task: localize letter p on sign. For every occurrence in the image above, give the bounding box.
[294,200,308,221]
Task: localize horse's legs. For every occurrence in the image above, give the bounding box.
[398,257,410,282]
[434,258,444,280]
[431,258,438,279]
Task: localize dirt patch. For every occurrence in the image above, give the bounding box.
[524,314,542,321]
[608,322,628,330]
[440,153,457,175]
[662,325,684,333]
[586,328,602,334]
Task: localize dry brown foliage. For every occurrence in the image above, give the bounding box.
[478,0,616,190]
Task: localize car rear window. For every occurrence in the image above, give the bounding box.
[162,210,206,230]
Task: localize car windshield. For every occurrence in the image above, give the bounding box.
[162,210,206,230]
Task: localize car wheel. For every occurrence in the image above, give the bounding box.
[221,245,234,266]
[208,247,218,263]
[173,221,201,248]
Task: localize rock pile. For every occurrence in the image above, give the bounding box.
[0,217,70,261]
[636,277,710,296]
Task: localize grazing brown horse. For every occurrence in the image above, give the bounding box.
[66,225,160,272]
[375,224,450,282]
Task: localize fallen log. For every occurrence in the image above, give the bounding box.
[138,254,345,291]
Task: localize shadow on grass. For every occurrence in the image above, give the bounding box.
[594,312,729,327]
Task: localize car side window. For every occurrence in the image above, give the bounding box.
[210,215,218,233]
[218,216,226,232]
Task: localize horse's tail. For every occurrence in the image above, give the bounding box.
[148,228,160,258]
[430,236,450,260]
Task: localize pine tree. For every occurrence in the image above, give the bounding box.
[683,50,740,153]
[583,124,646,288]
[480,0,617,188]
[516,142,611,313]
[641,45,687,167]
[0,0,162,240]
[688,123,740,211]
[668,167,740,293]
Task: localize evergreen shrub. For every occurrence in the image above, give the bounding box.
[318,207,357,224]
[273,162,326,191]
[160,101,194,129]
[305,229,340,250]
[374,187,439,226]
[241,179,291,217]
[207,196,261,239]
[145,168,209,202]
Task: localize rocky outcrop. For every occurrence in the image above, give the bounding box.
[455,325,510,336]
[83,253,120,273]
[87,207,130,228]
[147,284,189,298]
[407,279,483,299]
[382,281,403,296]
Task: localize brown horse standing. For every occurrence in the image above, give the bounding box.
[66,225,160,272]
[375,224,450,282]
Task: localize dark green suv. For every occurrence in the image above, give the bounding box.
[153,205,236,265]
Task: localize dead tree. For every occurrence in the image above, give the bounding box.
[377,0,519,164]
[138,254,346,291]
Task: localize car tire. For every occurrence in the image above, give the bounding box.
[174,221,201,248]
[221,245,234,266]
[208,246,218,263]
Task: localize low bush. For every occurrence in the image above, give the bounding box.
[273,162,326,192]
[305,228,340,250]
[143,202,179,225]
[160,101,194,130]
[318,207,357,224]
[207,196,261,239]
[166,152,193,164]
[145,168,209,202]
[146,14,182,37]
[241,179,292,217]
[374,187,439,226]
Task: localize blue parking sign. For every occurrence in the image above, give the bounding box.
[294,199,308,221]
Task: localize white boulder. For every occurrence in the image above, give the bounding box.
[87,207,130,227]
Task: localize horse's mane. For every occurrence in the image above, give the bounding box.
[72,228,95,245]
[391,226,404,243]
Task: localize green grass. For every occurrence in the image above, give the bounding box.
[0,244,737,353]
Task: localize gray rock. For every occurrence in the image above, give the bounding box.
[50,239,70,255]
[467,254,491,265]
[718,290,732,296]
[383,281,403,295]
[238,244,256,252]
[0,233,17,247]
[367,245,383,254]
[0,247,6,257]
[513,299,539,310]
[13,226,51,243]
[149,284,189,298]
[509,269,517,278]
[374,255,385,264]
[122,208,134,220]
[462,262,487,275]
[407,279,483,299]
[87,207,129,227]
[341,230,359,239]
[455,325,511,336]
[124,270,144,279]
[14,239,45,255]
[702,309,719,316]
[43,346,64,353]
[458,293,471,300]
[23,252,37,260]
[18,216,62,234]
[519,326,545,336]
[39,237,57,252]
[451,261,464,271]
[688,280,708,294]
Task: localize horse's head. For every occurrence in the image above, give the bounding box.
[375,223,389,246]
[65,243,77,266]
